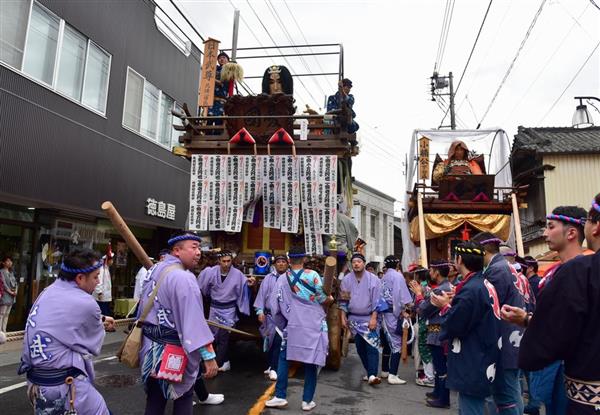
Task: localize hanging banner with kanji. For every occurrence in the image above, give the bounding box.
[208,155,227,231]
[280,155,300,233]
[316,155,337,235]
[243,155,261,222]
[189,155,210,231]
[188,154,338,246]
[261,156,282,229]
[418,136,431,180]
[198,38,220,108]
[225,155,245,232]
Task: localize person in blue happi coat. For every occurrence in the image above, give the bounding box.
[432,241,502,414]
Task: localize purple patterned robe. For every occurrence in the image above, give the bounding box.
[270,272,329,366]
[380,269,412,353]
[138,255,214,399]
[198,265,250,327]
[253,271,283,351]
[20,278,109,414]
[340,271,382,349]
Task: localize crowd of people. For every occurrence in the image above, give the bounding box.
[13,192,600,414]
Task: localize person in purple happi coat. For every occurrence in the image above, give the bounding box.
[197,250,255,372]
[19,248,115,414]
[339,252,383,386]
[138,232,218,415]
[265,247,333,412]
[254,254,289,381]
[379,255,412,385]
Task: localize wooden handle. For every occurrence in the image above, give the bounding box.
[323,256,337,295]
[401,326,409,364]
[101,201,154,270]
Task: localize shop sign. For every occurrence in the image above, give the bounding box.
[146,198,176,220]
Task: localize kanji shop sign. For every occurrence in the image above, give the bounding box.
[146,198,176,221]
[198,38,220,108]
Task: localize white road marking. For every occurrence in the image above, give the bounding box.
[96,355,118,363]
[0,381,27,394]
[0,356,118,395]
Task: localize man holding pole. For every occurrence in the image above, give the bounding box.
[19,248,114,414]
[198,250,254,372]
[138,231,217,415]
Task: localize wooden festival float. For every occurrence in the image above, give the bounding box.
[402,129,528,268]
[169,40,357,369]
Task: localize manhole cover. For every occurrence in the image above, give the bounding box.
[95,374,139,387]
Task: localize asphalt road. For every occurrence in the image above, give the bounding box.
[0,334,461,414]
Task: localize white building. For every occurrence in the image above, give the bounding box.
[351,181,396,267]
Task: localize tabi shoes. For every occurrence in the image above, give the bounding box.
[265,397,288,408]
[263,367,271,375]
[302,401,317,411]
[368,375,381,385]
[380,371,389,379]
[218,361,231,372]
[425,399,450,409]
[362,375,369,381]
[199,394,224,405]
[426,391,438,399]
[387,374,407,385]
[268,369,278,381]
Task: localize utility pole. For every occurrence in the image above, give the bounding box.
[231,9,240,60]
[448,72,456,130]
[430,71,456,130]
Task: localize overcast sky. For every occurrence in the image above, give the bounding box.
[162,0,600,215]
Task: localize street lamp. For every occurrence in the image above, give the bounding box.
[572,96,599,128]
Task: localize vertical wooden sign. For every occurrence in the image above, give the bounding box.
[198,38,220,109]
[418,136,431,181]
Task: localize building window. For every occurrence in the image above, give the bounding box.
[56,25,87,100]
[0,0,31,69]
[22,2,60,85]
[370,213,377,238]
[123,67,177,149]
[82,42,111,113]
[0,1,111,115]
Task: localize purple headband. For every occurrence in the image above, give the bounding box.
[480,237,503,245]
[61,260,103,275]
[502,251,517,257]
[592,199,600,213]
[546,213,585,226]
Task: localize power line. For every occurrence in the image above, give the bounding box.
[434,0,456,73]
[437,0,456,72]
[227,0,313,103]
[434,0,452,72]
[282,0,337,91]
[478,0,547,127]
[264,0,328,101]
[454,0,515,114]
[537,40,600,125]
[591,0,600,11]
[501,1,590,124]
[244,0,321,108]
[439,0,493,127]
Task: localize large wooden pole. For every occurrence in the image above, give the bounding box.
[417,192,428,268]
[511,193,525,257]
[323,256,337,295]
[101,201,153,270]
